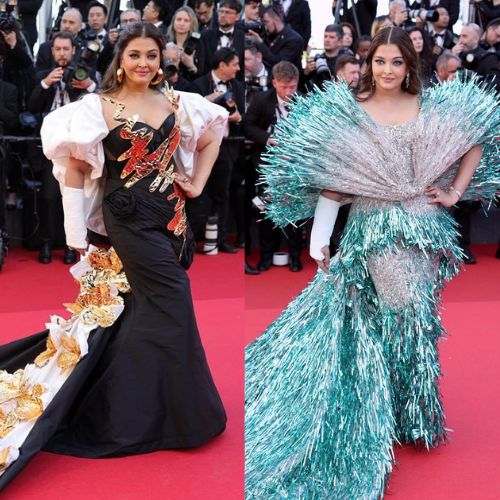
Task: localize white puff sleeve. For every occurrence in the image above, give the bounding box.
[175,91,229,176]
[40,93,109,236]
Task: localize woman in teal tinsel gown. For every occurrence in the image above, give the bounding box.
[245,27,499,499]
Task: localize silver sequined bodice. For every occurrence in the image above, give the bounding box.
[348,122,441,311]
[351,121,440,217]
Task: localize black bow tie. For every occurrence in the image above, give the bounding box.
[434,33,445,38]
[98,34,105,40]
[218,30,233,39]
[284,105,291,113]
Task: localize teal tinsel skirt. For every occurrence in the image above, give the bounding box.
[245,195,462,499]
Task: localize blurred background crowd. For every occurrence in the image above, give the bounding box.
[0,0,497,274]
[243,0,500,274]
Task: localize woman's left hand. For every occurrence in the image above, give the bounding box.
[425,185,459,207]
[174,173,202,198]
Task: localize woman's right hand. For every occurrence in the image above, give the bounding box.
[314,246,330,273]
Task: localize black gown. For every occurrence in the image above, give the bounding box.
[0,112,226,489]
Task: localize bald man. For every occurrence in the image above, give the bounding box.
[35,9,87,77]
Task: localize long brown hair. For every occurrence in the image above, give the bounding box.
[100,22,166,94]
[357,26,421,101]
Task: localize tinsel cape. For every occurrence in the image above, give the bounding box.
[260,76,499,227]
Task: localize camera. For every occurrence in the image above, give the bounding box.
[214,91,237,114]
[80,29,101,63]
[183,32,201,56]
[0,10,15,33]
[164,58,178,79]
[62,62,90,86]
[244,20,265,37]
[406,8,439,22]
[314,54,332,79]
[246,75,268,93]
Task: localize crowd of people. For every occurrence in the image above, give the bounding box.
[0,0,246,268]
[0,0,498,273]
[243,0,500,274]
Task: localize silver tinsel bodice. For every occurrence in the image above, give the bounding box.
[351,121,440,217]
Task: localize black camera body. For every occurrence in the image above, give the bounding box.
[62,62,90,87]
[214,91,237,114]
[244,20,265,38]
[164,58,178,79]
[184,32,201,56]
[246,75,268,93]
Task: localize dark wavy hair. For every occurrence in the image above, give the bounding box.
[357,26,421,101]
[406,26,435,83]
[100,22,166,94]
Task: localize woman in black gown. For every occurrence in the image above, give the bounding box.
[0,23,228,488]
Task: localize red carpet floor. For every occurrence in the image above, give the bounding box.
[246,245,500,499]
[0,247,244,500]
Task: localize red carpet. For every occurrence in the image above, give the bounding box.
[246,245,500,499]
[0,247,244,499]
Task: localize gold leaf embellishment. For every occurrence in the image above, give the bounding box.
[34,336,57,368]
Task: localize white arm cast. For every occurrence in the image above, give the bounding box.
[309,194,340,261]
[62,186,88,250]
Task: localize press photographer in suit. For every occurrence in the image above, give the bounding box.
[244,61,303,272]
[192,47,244,253]
[28,32,97,265]
[245,5,303,71]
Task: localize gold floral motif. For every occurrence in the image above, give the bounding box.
[34,336,57,368]
[56,334,81,372]
[0,370,25,404]
[0,447,12,469]
[0,411,18,438]
[87,248,123,273]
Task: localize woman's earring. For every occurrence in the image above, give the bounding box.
[405,73,410,88]
[371,76,375,87]
[116,67,123,84]
[151,68,164,85]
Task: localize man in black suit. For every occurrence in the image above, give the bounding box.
[142,0,171,40]
[18,0,44,52]
[192,47,244,253]
[244,61,303,272]
[194,0,218,32]
[282,0,312,49]
[245,5,304,72]
[28,32,97,265]
[198,0,244,77]
[35,8,86,77]
[428,6,456,57]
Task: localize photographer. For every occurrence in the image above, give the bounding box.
[452,23,500,90]
[302,24,348,89]
[245,42,269,106]
[245,5,303,71]
[435,50,461,82]
[163,42,195,91]
[199,0,244,77]
[28,31,97,265]
[192,47,244,253]
[335,54,361,90]
[194,0,217,32]
[166,7,204,81]
[428,7,455,57]
[97,9,141,74]
[142,0,171,39]
[87,1,108,45]
[244,61,303,272]
[481,18,500,52]
[36,9,87,76]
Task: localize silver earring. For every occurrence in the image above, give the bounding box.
[405,73,410,88]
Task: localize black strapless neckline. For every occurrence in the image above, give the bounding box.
[107,113,175,136]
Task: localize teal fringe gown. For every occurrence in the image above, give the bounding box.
[245,78,499,499]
